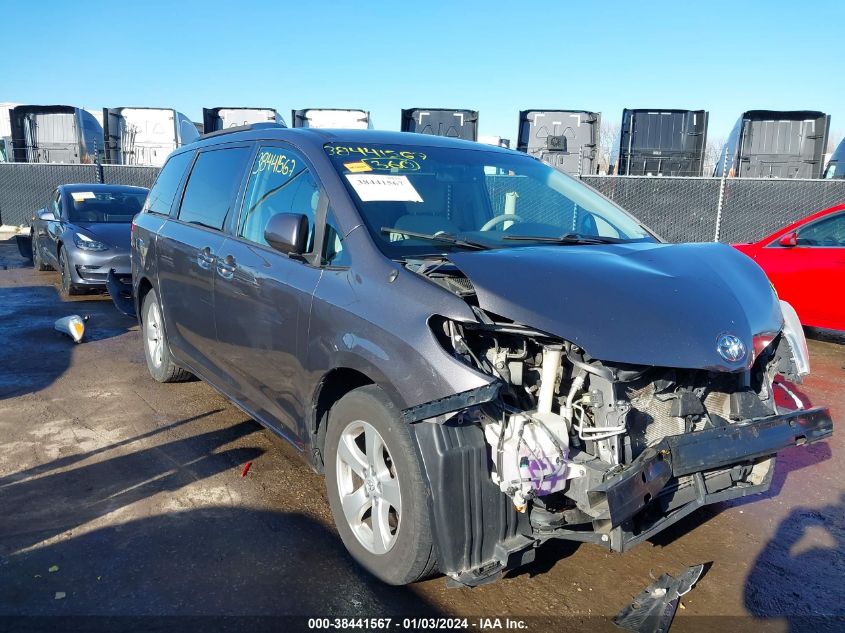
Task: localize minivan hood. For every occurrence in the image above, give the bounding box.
[73,222,131,250]
[448,242,783,371]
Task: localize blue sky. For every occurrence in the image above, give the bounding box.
[2,0,842,146]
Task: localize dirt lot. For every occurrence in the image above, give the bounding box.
[0,234,842,632]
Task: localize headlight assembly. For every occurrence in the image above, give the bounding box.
[73,232,109,251]
[779,300,810,377]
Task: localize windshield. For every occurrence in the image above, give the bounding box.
[325,143,654,258]
[67,190,147,224]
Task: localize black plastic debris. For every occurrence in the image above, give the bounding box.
[106,269,135,317]
[15,234,33,260]
[613,563,707,633]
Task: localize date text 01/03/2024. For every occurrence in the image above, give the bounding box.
[306,617,529,630]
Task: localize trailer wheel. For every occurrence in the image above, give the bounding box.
[325,385,437,585]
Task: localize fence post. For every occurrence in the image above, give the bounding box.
[93,142,104,184]
[713,174,727,242]
[713,147,734,242]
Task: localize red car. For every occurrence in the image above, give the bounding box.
[734,203,845,332]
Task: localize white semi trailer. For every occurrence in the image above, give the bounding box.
[478,135,511,148]
[292,108,371,129]
[203,107,285,132]
[9,104,103,163]
[0,102,20,161]
[103,107,200,167]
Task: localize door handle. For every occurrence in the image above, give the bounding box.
[197,247,216,270]
[216,254,237,280]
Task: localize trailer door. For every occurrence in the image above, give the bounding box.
[741,117,825,178]
[28,112,79,163]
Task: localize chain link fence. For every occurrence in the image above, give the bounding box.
[101,165,161,190]
[0,163,161,226]
[582,176,722,242]
[0,163,100,226]
[3,163,845,244]
[583,175,845,243]
[717,178,845,243]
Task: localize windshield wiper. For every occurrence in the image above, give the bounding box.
[380,227,489,250]
[502,233,627,245]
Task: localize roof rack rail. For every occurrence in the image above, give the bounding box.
[196,121,286,141]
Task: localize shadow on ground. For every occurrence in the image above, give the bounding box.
[0,414,264,556]
[744,494,845,632]
[504,539,581,579]
[0,285,134,400]
[0,235,32,270]
[0,409,443,618]
[0,507,442,618]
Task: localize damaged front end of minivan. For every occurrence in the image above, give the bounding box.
[402,245,833,587]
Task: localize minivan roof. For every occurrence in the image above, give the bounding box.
[184,126,513,155]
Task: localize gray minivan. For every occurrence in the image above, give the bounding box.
[131,124,832,586]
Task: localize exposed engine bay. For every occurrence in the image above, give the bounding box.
[432,310,803,511]
[406,258,832,578]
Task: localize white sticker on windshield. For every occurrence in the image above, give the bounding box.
[70,191,96,202]
[345,174,423,203]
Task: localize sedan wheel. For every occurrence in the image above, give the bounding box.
[59,247,82,296]
[32,235,49,271]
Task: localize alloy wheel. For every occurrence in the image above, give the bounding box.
[335,420,402,554]
[60,250,70,292]
[145,300,164,369]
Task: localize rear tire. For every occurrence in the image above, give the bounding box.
[58,246,82,296]
[325,385,437,585]
[141,290,192,383]
[32,235,50,271]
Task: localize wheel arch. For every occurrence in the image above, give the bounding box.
[135,276,154,322]
[309,367,375,473]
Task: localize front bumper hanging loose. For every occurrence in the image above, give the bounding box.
[587,407,833,546]
[106,269,136,317]
[411,399,833,585]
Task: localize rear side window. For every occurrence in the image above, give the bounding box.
[144,151,193,215]
[178,147,251,230]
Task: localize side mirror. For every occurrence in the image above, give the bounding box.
[778,231,798,247]
[36,208,56,222]
[264,213,309,255]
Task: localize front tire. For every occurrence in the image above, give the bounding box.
[141,290,192,383]
[32,235,50,271]
[325,385,437,585]
[58,246,82,296]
